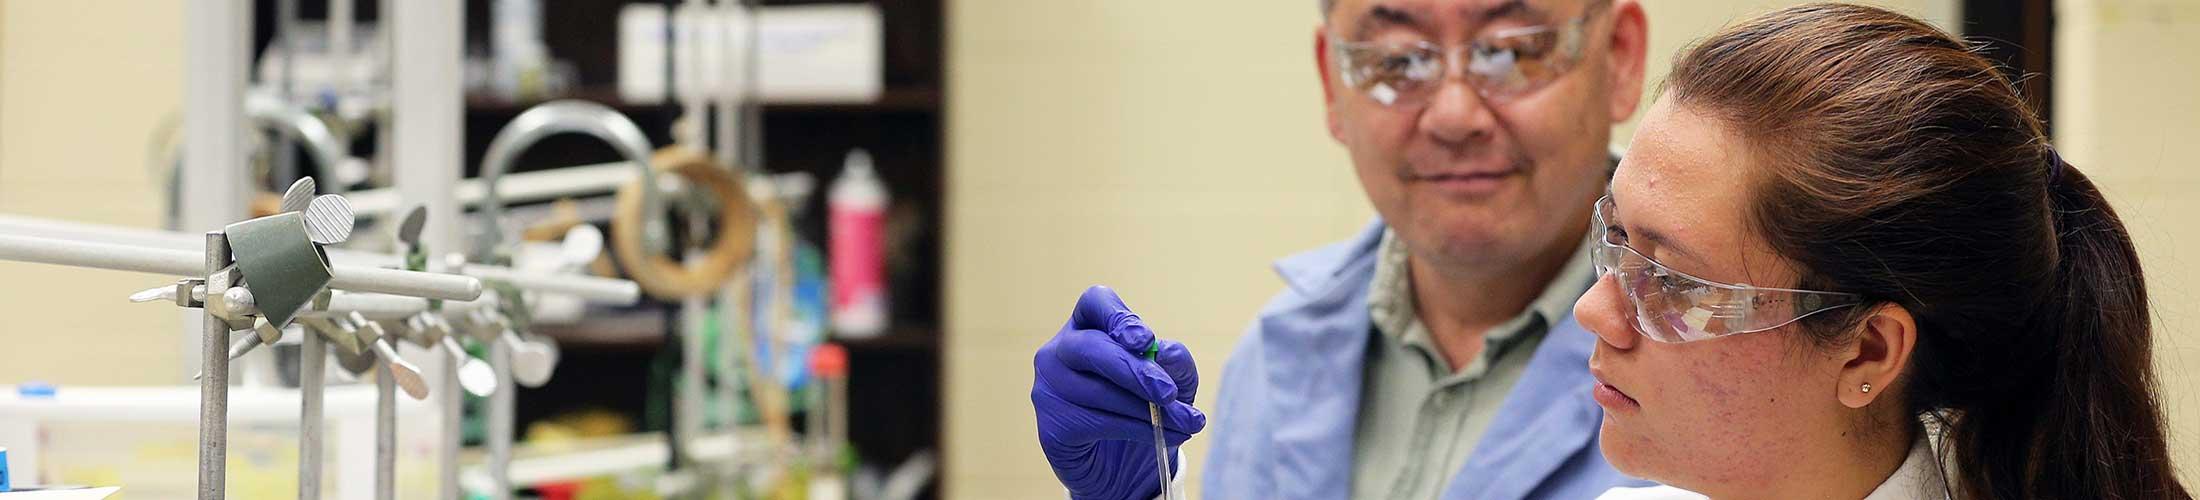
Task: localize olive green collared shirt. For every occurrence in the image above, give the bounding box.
[1350,229,1598,500]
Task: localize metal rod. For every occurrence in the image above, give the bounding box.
[713,270,747,493]
[737,0,764,172]
[183,0,251,385]
[155,285,490,323]
[808,365,826,458]
[439,339,464,500]
[247,94,351,184]
[332,266,484,302]
[475,100,664,257]
[0,234,482,301]
[1151,403,1171,500]
[329,0,353,96]
[376,359,397,500]
[0,215,635,305]
[456,264,640,304]
[0,233,203,276]
[307,292,452,320]
[198,233,232,500]
[829,364,847,460]
[670,213,708,496]
[675,288,705,475]
[300,325,325,500]
[344,162,657,219]
[273,0,300,187]
[487,337,515,500]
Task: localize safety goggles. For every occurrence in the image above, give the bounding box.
[1330,0,1609,108]
[1590,195,1864,343]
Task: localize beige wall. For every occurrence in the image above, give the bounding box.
[0,0,186,385]
[939,1,2200,498]
[1613,1,1957,143]
[943,1,1367,496]
[2056,0,2200,482]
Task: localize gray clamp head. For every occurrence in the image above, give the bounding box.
[221,179,356,329]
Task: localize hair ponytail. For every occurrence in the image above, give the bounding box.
[2001,163,2179,499]
[1937,161,2181,499]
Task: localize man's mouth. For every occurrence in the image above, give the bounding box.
[1414,168,1519,181]
[1402,155,1529,197]
[1407,168,1519,197]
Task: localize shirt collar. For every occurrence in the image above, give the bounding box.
[1366,228,1598,375]
[1864,436,1952,500]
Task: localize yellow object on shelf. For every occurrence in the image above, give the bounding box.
[610,146,757,301]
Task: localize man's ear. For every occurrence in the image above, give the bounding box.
[1603,0,1649,123]
[1314,25,1346,143]
[1838,303,1918,409]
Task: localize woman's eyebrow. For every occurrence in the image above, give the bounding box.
[1634,226,1704,266]
[1608,190,1707,266]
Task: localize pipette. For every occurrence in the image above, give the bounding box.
[1143,339,1174,500]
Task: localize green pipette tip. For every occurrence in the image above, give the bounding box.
[1143,339,1160,360]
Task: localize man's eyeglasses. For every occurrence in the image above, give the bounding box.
[1330,1,1610,107]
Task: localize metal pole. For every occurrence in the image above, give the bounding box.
[672,213,709,495]
[456,265,639,304]
[274,0,300,186]
[377,360,397,500]
[676,277,705,484]
[0,234,482,302]
[714,269,747,496]
[0,216,636,305]
[439,341,463,500]
[736,0,763,172]
[199,233,233,500]
[330,0,354,94]
[488,337,515,500]
[300,329,325,500]
[332,267,484,302]
[183,0,251,384]
[389,0,484,491]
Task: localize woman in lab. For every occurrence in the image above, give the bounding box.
[1581,4,2190,500]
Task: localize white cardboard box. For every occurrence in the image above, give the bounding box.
[621,3,885,104]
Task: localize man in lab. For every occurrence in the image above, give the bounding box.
[1031,0,1650,498]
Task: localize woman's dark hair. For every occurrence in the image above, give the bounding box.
[1665,4,2187,499]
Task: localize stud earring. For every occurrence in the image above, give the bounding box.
[1860,383,1872,394]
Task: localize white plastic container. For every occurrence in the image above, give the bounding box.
[828,150,889,338]
[0,384,438,499]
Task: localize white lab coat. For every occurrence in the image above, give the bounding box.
[1596,438,1949,500]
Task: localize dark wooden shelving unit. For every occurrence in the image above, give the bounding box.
[256,1,945,497]
[486,3,948,498]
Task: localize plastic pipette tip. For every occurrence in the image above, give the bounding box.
[1143,337,1172,499]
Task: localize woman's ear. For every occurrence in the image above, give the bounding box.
[1838,303,1917,409]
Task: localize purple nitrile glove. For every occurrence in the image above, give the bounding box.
[1033,285,1205,500]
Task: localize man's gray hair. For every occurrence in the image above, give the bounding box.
[1319,0,1334,17]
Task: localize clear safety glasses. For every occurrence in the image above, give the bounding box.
[1590,195,1864,343]
[1329,1,1609,107]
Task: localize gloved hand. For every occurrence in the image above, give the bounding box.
[1034,285,1205,500]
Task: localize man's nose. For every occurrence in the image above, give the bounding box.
[1416,76,1499,144]
[1576,274,1639,351]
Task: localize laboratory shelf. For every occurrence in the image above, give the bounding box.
[251,1,948,497]
[456,430,775,495]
